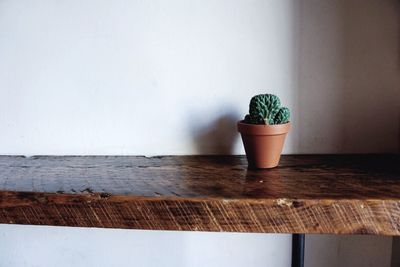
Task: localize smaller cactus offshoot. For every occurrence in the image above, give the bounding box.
[244,94,290,125]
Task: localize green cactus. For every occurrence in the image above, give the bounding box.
[244,94,290,125]
[274,107,290,124]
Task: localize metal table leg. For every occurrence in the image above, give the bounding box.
[291,234,305,267]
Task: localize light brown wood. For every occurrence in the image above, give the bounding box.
[0,155,399,235]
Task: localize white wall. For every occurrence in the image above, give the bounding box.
[0,0,297,155]
[0,225,292,267]
[0,0,398,266]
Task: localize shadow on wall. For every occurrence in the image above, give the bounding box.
[295,0,400,153]
[189,111,241,155]
[293,2,399,267]
[187,0,400,156]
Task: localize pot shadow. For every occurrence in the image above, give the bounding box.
[189,112,241,155]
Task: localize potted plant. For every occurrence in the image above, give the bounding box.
[237,94,290,169]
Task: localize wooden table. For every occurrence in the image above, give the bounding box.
[0,155,399,266]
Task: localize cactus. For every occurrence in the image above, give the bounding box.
[244,94,290,125]
[274,107,290,124]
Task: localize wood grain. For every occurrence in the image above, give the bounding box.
[0,155,399,235]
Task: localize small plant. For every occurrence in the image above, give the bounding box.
[244,94,290,125]
[238,93,291,168]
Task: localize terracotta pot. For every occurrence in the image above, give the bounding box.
[237,121,290,169]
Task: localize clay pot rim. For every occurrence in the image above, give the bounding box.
[237,120,291,136]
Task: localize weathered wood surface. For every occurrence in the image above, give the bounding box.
[0,155,399,235]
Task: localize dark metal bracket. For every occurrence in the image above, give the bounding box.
[292,234,305,267]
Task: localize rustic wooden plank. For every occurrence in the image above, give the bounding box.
[0,155,399,235]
